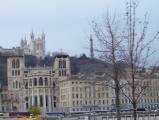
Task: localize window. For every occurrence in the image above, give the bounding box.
[54,96,56,100]
[33,78,37,86]
[106,93,109,98]
[15,70,17,76]
[29,79,32,87]
[62,70,66,76]
[26,103,29,109]
[16,81,18,88]
[59,60,62,68]
[59,71,61,76]
[53,82,55,88]
[30,96,32,106]
[80,94,82,98]
[76,94,78,98]
[76,101,79,105]
[72,101,75,106]
[45,78,48,86]
[13,82,15,88]
[40,95,43,107]
[16,59,20,68]
[54,102,56,107]
[103,100,105,104]
[39,77,43,86]
[12,70,14,76]
[63,60,66,68]
[18,70,20,76]
[112,99,114,104]
[72,87,74,91]
[72,94,74,98]
[25,97,28,101]
[46,95,48,106]
[19,82,21,88]
[25,82,28,89]
[34,96,37,106]
[12,59,15,68]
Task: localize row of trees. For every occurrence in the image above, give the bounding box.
[92,1,159,120]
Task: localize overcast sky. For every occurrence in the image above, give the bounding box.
[0,0,158,57]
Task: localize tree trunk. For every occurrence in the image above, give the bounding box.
[115,82,121,120]
[133,101,137,120]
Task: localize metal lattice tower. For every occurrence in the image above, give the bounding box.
[90,34,94,59]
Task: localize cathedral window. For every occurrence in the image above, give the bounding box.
[63,70,66,76]
[59,60,62,68]
[12,59,15,68]
[18,70,20,76]
[33,78,37,86]
[63,60,66,68]
[45,78,48,86]
[40,95,43,107]
[59,71,61,76]
[16,81,18,88]
[15,70,17,76]
[45,95,48,107]
[39,77,43,86]
[16,59,20,68]
[34,96,38,106]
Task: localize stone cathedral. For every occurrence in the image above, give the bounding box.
[20,31,45,58]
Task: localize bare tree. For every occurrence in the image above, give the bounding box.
[120,1,159,120]
[92,12,125,120]
[92,1,159,120]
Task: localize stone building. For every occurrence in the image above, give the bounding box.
[5,54,70,114]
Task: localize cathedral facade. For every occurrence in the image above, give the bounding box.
[20,31,45,58]
[4,54,71,114]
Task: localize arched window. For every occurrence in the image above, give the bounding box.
[33,78,37,86]
[45,78,48,86]
[63,60,66,68]
[16,59,20,68]
[39,77,43,86]
[59,60,62,68]
[12,59,15,68]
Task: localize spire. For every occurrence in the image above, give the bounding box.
[41,31,45,40]
[20,38,24,48]
[30,29,34,40]
[24,34,27,45]
[90,34,94,59]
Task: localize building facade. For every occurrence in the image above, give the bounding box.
[1,52,159,114]
[20,31,45,58]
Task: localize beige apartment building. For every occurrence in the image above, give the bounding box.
[59,78,115,112]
